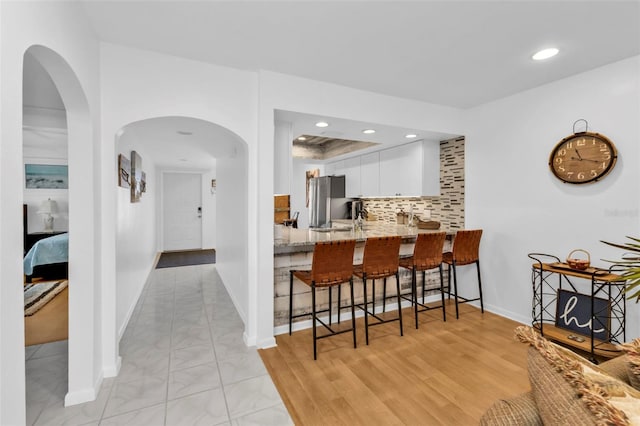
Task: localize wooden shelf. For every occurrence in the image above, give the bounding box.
[533,262,621,282]
[533,323,621,359]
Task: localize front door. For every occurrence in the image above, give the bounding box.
[162,172,202,251]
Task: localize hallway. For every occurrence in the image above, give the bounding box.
[25,264,292,425]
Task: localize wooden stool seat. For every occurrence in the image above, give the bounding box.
[399,232,447,328]
[289,239,357,359]
[443,229,484,319]
[354,236,403,345]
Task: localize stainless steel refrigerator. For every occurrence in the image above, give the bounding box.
[308,175,350,228]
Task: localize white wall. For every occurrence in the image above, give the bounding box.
[1,1,101,422]
[99,43,256,355]
[465,56,640,338]
[115,133,157,338]
[274,121,292,195]
[216,147,249,323]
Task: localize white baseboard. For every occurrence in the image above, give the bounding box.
[64,381,99,407]
[103,355,122,378]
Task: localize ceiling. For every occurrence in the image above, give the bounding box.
[23,1,640,168]
[81,1,640,109]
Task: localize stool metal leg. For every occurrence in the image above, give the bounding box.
[439,264,447,322]
[350,279,357,349]
[476,260,484,313]
[312,282,318,360]
[328,286,332,325]
[363,275,369,345]
[382,278,387,313]
[289,271,294,335]
[413,268,419,329]
[452,262,460,319]
[337,284,342,323]
[395,272,403,336]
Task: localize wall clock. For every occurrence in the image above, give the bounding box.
[549,122,618,184]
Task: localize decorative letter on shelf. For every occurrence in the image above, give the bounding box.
[555,289,610,341]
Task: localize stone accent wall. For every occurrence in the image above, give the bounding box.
[362,137,465,230]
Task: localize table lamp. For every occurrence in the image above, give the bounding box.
[37,198,58,232]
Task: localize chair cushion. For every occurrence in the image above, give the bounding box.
[515,326,640,425]
[618,339,640,391]
[479,391,542,426]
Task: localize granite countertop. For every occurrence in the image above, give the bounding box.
[274,221,454,254]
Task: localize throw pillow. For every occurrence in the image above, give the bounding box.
[618,339,640,391]
[515,326,640,425]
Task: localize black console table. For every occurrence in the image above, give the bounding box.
[528,253,626,362]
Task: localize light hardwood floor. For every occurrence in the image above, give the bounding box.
[259,301,530,425]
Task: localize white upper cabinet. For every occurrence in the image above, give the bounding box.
[379,142,423,196]
[360,152,380,196]
[324,139,440,197]
[343,156,361,198]
[325,160,344,177]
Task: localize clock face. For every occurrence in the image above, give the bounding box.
[549,132,617,184]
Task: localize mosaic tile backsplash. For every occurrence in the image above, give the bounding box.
[362,137,465,230]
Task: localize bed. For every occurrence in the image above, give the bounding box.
[23,233,69,282]
[23,204,68,283]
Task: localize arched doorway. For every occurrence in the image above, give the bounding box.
[110,116,248,361]
[22,45,97,409]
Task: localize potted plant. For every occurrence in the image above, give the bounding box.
[601,236,640,303]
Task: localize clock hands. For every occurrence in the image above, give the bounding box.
[574,149,582,160]
[570,156,600,163]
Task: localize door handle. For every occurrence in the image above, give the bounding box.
[197,206,202,218]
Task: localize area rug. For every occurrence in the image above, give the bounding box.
[156,249,216,269]
[24,280,68,316]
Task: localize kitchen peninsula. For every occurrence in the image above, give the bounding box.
[273,221,455,331]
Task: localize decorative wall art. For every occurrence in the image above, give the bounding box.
[130,150,143,203]
[118,154,131,188]
[305,169,320,207]
[141,172,147,193]
[211,179,216,195]
[25,164,68,189]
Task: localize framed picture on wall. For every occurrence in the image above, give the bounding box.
[118,154,131,188]
[141,171,147,193]
[25,164,68,189]
[130,150,143,202]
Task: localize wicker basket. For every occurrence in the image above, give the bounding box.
[416,219,441,230]
[566,249,590,270]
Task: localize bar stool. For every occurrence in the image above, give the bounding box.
[289,239,357,360]
[354,236,403,345]
[443,229,484,319]
[399,232,447,328]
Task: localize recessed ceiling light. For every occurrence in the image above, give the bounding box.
[362,129,376,134]
[297,136,307,141]
[532,48,559,61]
[177,130,193,136]
[315,121,329,128]
[405,133,418,139]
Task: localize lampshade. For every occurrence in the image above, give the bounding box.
[37,198,58,215]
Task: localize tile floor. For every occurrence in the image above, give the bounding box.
[25,264,293,426]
